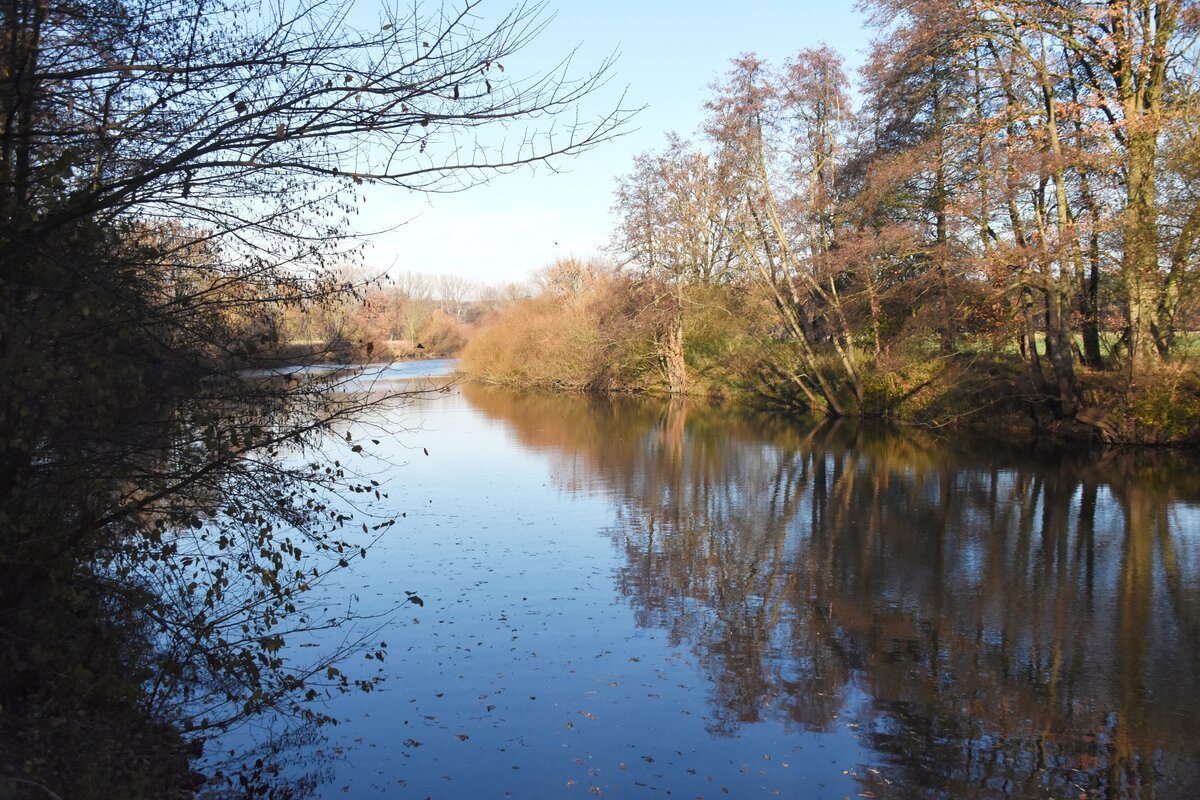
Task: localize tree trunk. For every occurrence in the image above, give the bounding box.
[1039,54,1081,414]
[1125,129,1163,374]
[1020,287,1052,398]
[660,305,688,396]
[1077,177,1105,368]
[1042,286,1080,416]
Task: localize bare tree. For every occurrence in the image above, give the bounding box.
[436,272,477,320]
[612,134,744,394]
[704,52,864,414]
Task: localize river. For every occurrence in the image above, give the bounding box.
[211,360,1200,799]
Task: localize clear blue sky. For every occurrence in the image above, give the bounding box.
[356,0,872,287]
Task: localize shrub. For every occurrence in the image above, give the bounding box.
[416,309,468,357]
[461,264,665,392]
[1114,365,1200,443]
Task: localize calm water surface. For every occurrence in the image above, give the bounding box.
[225,364,1200,799]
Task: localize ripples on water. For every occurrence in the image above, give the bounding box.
[209,369,1200,799]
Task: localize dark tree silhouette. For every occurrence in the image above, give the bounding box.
[0,1,630,796]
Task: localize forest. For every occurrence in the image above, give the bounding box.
[462,1,1200,444]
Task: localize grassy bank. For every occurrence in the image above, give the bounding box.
[459,270,1200,446]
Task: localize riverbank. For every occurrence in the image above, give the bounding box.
[458,313,1200,447]
[258,338,461,366]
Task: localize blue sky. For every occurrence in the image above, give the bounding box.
[355,0,872,286]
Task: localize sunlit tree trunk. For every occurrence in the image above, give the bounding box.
[1057,0,1181,370]
[1125,125,1164,371]
[661,283,688,396]
[1076,171,1106,369]
[1038,55,1081,414]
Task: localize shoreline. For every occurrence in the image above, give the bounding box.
[455,364,1200,449]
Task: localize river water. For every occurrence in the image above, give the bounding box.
[219,361,1200,799]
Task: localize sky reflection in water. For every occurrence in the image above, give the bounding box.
[227,377,1200,799]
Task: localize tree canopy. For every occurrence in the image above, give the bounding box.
[465,0,1200,442]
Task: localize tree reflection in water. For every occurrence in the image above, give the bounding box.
[464,384,1200,799]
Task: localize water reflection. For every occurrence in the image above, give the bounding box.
[463,384,1200,798]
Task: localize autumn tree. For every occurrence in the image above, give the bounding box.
[612,133,743,394]
[859,1,988,354]
[1044,0,1200,370]
[703,51,865,415]
[920,0,1200,377]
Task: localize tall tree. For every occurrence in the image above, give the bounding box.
[612,134,741,394]
[975,0,1200,372]
[861,0,981,352]
[705,51,863,415]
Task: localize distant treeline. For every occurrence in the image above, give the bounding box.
[461,2,1200,445]
[271,270,530,362]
